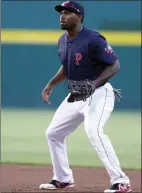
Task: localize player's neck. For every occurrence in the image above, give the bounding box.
[67,24,83,40]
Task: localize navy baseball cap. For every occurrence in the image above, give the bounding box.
[55,1,84,19]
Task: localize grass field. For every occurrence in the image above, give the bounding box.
[1,108,141,169]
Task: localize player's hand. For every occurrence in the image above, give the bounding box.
[42,84,53,104]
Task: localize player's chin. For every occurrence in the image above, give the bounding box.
[60,24,68,30]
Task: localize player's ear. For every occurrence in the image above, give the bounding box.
[78,14,83,23]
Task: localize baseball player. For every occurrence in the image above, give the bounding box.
[39,1,131,192]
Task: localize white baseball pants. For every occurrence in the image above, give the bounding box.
[46,82,130,185]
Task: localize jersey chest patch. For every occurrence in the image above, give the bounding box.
[70,43,89,66]
[75,53,82,65]
[58,41,94,68]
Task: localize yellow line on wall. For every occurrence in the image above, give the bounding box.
[1,29,141,46]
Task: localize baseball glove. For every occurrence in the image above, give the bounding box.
[67,79,95,102]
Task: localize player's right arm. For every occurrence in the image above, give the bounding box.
[42,65,66,104]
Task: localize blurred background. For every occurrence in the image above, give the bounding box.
[1,1,141,169]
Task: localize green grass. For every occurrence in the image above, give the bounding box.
[1,108,141,169]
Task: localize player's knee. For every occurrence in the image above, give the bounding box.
[46,128,57,140]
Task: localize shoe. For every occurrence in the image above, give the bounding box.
[104,183,132,193]
[39,179,75,190]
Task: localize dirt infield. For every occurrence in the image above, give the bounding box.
[0,164,141,192]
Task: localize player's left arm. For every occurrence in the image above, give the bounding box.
[94,59,120,88]
[90,36,120,88]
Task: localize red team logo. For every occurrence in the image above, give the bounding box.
[62,1,74,7]
[75,53,82,65]
[105,44,117,56]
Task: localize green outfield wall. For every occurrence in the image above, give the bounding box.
[1,1,141,109]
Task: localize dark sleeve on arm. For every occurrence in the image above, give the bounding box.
[57,38,61,58]
[57,35,66,66]
[89,35,118,65]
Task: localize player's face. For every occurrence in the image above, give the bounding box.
[60,9,80,30]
